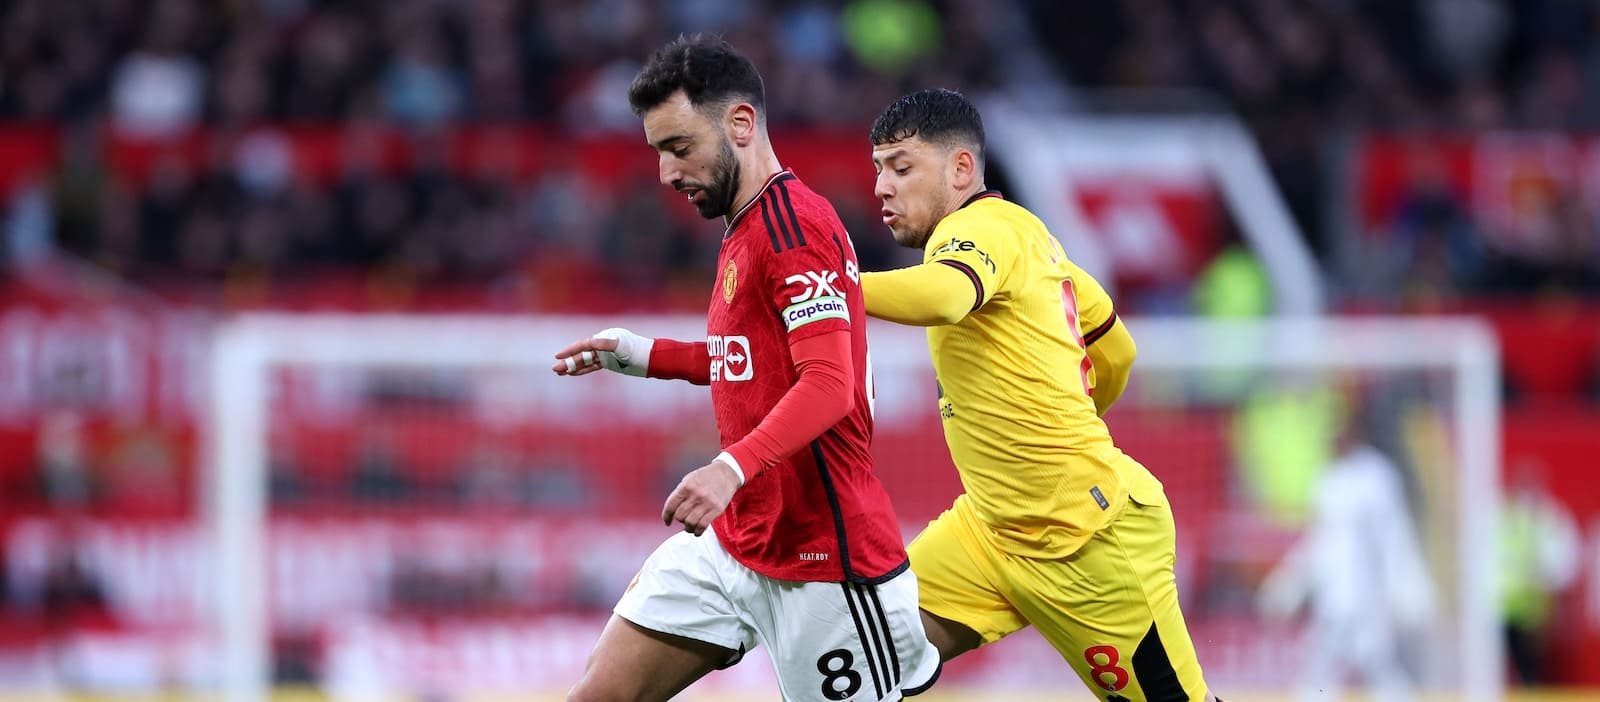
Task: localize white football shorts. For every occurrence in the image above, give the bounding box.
[615,529,942,701]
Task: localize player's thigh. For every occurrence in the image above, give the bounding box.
[754,568,942,701]
[1010,499,1208,701]
[567,614,731,702]
[585,531,754,699]
[907,498,1028,647]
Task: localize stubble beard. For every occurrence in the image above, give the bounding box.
[894,224,933,250]
[892,173,949,249]
[695,138,741,220]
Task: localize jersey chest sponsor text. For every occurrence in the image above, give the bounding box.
[708,334,752,382]
[929,236,996,273]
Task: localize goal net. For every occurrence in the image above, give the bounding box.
[207,314,1500,702]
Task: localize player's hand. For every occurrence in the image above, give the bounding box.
[551,328,653,377]
[661,459,742,536]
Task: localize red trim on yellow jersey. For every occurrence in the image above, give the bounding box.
[937,259,985,311]
[959,189,1004,208]
[1083,311,1119,346]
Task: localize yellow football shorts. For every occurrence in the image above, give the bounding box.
[908,489,1208,701]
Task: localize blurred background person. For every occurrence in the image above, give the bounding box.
[1257,405,1437,702]
[1499,459,1581,686]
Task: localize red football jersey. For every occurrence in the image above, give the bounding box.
[706,170,907,583]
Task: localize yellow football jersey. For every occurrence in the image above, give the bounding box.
[920,192,1164,559]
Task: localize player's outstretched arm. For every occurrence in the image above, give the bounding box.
[1085,318,1135,416]
[551,328,711,385]
[860,264,977,326]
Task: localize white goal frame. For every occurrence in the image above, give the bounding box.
[207,314,1501,702]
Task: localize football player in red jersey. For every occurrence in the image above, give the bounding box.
[551,36,939,702]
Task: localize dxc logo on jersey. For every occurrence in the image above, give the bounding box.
[708,335,752,382]
[783,270,845,303]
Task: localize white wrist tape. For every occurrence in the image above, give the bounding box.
[715,451,746,487]
[592,327,653,377]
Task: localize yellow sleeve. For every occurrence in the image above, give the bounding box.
[923,218,1012,312]
[1066,260,1114,338]
[1086,317,1135,415]
[1065,262,1132,415]
[861,264,976,326]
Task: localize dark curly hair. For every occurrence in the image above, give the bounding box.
[628,35,766,119]
[869,88,985,166]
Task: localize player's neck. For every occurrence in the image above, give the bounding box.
[725,147,785,225]
[944,183,988,218]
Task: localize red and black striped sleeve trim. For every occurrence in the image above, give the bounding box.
[773,176,807,247]
[753,174,808,253]
[1083,311,1118,346]
[759,180,810,253]
[759,196,787,252]
[936,260,985,312]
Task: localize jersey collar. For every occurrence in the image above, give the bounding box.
[958,189,1004,210]
[724,169,794,238]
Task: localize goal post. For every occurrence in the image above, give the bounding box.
[206,315,681,702]
[206,314,1501,702]
[1127,316,1502,702]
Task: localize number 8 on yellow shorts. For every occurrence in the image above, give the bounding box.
[908,489,1208,701]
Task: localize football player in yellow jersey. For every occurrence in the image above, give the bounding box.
[862,89,1220,702]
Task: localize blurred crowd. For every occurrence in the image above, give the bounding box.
[1,0,994,129]
[0,0,998,302]
[3,0,1600,306]
[1028,0,1600,299]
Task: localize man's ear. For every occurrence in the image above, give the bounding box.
[727,103,758,147]
[951,148,978,189]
